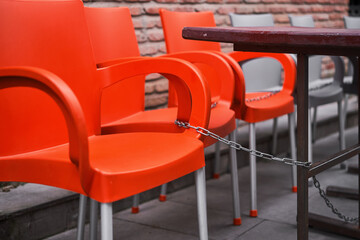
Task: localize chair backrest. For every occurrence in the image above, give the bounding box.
[85,7,146,124]
[289,15,322,82]
[343,16,359,86]
[0,0,99,156]
[344,16,360,29]
[229,13,282,92]
[160,9,221,53]
[160,9,229,105]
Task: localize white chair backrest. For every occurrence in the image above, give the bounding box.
[229,13,282,92]
[289,15,322,82]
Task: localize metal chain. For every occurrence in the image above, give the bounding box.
[244,81,331,104]
[175,120,311,168]
[246,91,279,103]
[312,176,359,223]
[175,120,358,223]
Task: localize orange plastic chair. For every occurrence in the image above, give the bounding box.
[0,1,211,239]
[85,7,242,225]
[159,9,297,217]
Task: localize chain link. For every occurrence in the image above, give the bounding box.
[245,91,279,103]
[244,81,332,104]
[175,120,311,168]
[312,176,359,223]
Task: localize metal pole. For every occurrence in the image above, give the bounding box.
[297,53,309,240]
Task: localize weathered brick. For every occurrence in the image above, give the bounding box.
[144,7,160,15]
[148,30,164,42]
[235,5,255,14]
[129,7,143,16]
[132,18,143,29]
[329,13,343,21]
[171,6,196,12]
[334,6,347,12]
[274,14,290,23]
[254,5,269,13]
[155,0,178,2]
[155,79,169,92]
[225,0,243,3]
[136,32,147,43]
[314,14,329,21]
[179,0,205,3]
[125,0,150,2]
[145,82,155,94]
[145,93,168,108]
[215,16,228,25]
[299,6,312,13]
[311,5,324,13]
[217,6,235,15]
[244,0,261,3]
[139,44,160,56]
[159,45,167,53]
[286,6,300,13]
[146,73,163,81]
[276,0,292,3]
[207,0,223,3]
[269,5,286,14]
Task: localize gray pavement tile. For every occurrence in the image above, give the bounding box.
[46,218,198,240]
[228,220,354,240]
[114,199,262,240]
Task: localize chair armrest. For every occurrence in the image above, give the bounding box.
[97,56,147,68]
[0,66,92,190]
[206,51,246,115]
[96,57,211,140]
[228,51,296,95]
[162,51,234,108]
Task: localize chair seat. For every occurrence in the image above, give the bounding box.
[0,132,205,203]
[102,105,236,147]
[309,84,343,107]
[243,92,294,123]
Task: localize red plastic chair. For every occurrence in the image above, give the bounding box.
[84,7,242,225]
[159,9,297,217]
[0,1,211,239]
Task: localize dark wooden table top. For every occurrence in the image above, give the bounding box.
[182,26,360,56]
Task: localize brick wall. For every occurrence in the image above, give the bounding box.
[84,0,350,109]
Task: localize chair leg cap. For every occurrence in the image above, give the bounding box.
[131,207,139,214]
[213,173,220,179]
[159,195,167,202]
[292,186,297,193]
[233,218,242,225]
[250,210,258,217]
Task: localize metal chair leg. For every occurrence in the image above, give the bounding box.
[308,109,313,164]
[288,113,297,193]
[338,100,346,150]
[229,130,242,225]
[312,106,317,143]
[77,195,87,240]
[343,94,349,129]
[308,109,314,186]
[338,100,347,169]
[213,142,221,179]
[249,123,257,217]
[90,199,99,240]
[195,167,208,240]
[272,117,278,155]
[101,202,113,240]
[159,183,167,202]
[132,194,140,213]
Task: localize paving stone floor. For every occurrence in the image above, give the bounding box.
[47,126,359,240]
